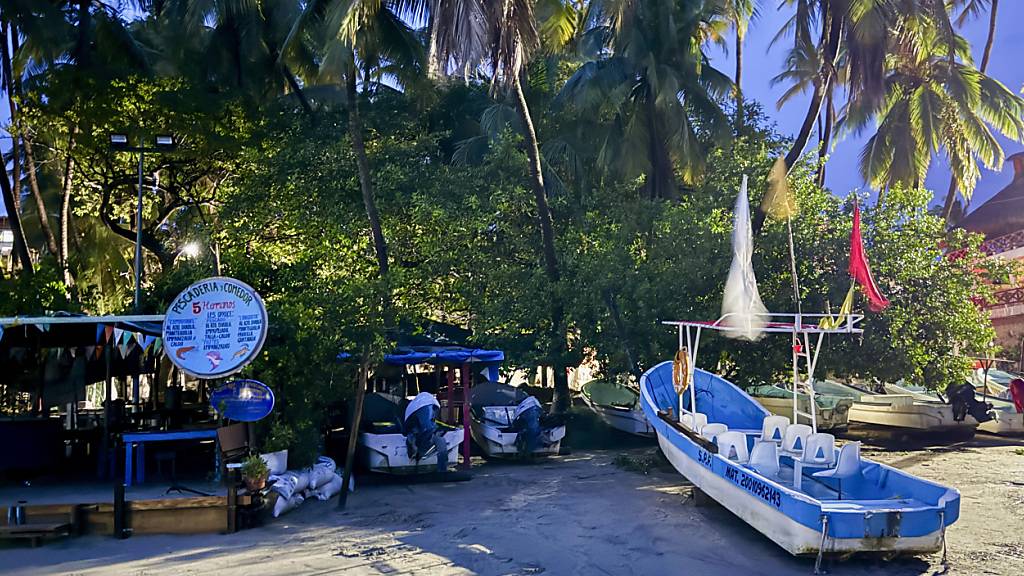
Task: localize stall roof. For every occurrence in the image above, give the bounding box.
[0,313,164,348]
[337,345,504,365]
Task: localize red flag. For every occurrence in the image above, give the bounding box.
[849,202,889,312]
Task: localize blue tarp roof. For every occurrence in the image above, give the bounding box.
[337,346,504,365]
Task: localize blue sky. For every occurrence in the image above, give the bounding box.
[3,4,1023,217]
[708,3,1024,209]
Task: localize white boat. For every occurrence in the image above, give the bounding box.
[580,379,654,437]
[887,382,1023,437]
[748,384,852,431]
[645,317,960,560]
[358,392,464,474]
[846,392,977,434]
[469,381,566,457]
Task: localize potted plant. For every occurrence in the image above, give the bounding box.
[240,454,270,492]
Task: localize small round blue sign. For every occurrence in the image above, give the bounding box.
[210,379,275,422]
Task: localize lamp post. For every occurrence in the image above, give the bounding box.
[109,134,176,312]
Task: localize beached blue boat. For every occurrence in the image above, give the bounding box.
[640,320,960,561]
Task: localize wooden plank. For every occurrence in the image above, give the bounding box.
[657,411,719,453]
[0,522,70,534]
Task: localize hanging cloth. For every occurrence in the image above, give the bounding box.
[722,176,768,340]
[849,202,890,312]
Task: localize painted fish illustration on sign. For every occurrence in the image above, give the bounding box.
[207,351,222,370]
[232,345,249,360]
[175,346,196,359]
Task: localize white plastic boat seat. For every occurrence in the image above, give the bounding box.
[748,440,780,478]
[680,412,708,433]
[801,433,837,466]
[716,431,749,464]
[700,423,728,443]
[780,423,813,458]
[813,441,862,498]
[760,415,790,444]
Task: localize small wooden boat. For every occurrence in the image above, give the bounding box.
[469,381,566,457]
[358,392,464,474]
[748,384,852,431]
[580,379,654,437]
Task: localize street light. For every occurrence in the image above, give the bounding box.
[109,133,178,313]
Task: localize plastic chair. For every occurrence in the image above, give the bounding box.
[760,415,790,444]
[793,433,836,490]
[780,423,813,459]
[680,412,708,433]
[813,441,862,498]
[701,423,728,443]
[716,431,750,464]
[749,441,780,479]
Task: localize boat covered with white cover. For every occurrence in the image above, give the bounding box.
[358,392,464,474]
[469,381,566,457]
[580,379,654,437]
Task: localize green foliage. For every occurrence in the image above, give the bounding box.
[240,454,270,480]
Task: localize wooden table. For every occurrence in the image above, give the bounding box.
[122,429,219,486]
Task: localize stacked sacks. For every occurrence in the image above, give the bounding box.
[268,456,351,516]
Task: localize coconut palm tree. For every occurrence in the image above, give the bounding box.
[775,0,961,173]
[556,0,732,199]
[845,18,1024,202]
[941,0,1000,222]
[723,0,759,127]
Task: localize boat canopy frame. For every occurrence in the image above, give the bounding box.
[664,312,864,434]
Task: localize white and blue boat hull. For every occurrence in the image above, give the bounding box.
[642,361,959,556]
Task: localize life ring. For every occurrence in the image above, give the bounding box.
[673,348,690,395]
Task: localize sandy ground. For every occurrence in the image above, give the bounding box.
[3,427,1023,576]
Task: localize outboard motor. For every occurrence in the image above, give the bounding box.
[403,392,448,471]
[947,383,993,423]
[512,396,544,455]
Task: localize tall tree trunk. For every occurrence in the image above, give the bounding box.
[783,7,843,172]
[511,73,570,413]
[734,25,744,129]
[59,127,79,288]
[21,137,58,255]
[346,60,391,311]
[943,0,998,225]
[1,157,33,273]
[980,0,998,72]
[817,90,834,186]
[3,23,58,256]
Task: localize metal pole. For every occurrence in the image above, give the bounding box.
[134,147,144,313]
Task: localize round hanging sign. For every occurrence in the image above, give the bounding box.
[162,276,268,378]
[210,379,275,422]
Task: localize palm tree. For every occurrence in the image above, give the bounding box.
[427,0,575,409]
[941,0,1000,222]
[557,0,732,199]
[282,0,426,321]
[775,1,961,173]
[724,0,758,127]
[846,18,1024,203]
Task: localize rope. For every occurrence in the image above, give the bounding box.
[814,514,829,574]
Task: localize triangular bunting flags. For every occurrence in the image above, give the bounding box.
[104,326,114,342]
[95,345,104,360]
[85,346,95,359]
[142,335,156,352]
[113,328,124,346]
[96,325,105,343]
[37,324,50,333]
[153,338,163,355]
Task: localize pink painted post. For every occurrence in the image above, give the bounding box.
[445,368,455,423]
[461,363,471,469]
